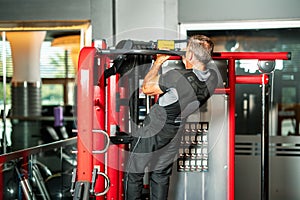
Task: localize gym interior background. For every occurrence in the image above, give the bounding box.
[0,0,300,199]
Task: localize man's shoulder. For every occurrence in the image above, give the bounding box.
[167,68,192,75]
[159,69,191,87]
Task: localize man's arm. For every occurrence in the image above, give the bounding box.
[142,55,170,96]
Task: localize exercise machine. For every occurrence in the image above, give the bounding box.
[72,39,290,200]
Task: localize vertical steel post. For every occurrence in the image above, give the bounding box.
[0,31,6,200]
[261,74,269,200]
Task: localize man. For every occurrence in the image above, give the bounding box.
[125,35,219,200]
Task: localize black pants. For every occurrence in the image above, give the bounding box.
[124,125,183,200]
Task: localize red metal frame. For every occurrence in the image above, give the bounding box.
[106,70,120,199]
[75,48,290,200]
[213,52,291,60]
[118,82,129,199]
[212,51,290,200]
[93,42,108,200]
[76,45,110,199]
[77,47,96,183]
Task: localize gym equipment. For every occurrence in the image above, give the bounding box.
[73,39,291,200]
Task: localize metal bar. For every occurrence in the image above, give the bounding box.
[64,50,69,105]
[106,68,120,199]
[261,74,269,200]
[133,57,139,126]
[214,88,230,94]
[118,85,129,200]
[212,52,291,60]
[8,115,75,121]
[0,31,6,200]
[228,58,236,200]
[93,44,108,200]
[32,165,51,200]
[0,137,76,163]
[112,0,116,46]
[15,166,37,200]
[2,31,7,155]
[95,49,291,61]
[236,75,269,85]
[96,49,185,56]
[94,171,111,196]
[77,47,96,183]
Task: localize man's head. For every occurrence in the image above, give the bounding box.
[188,35,214,55]
[184,35,214,69]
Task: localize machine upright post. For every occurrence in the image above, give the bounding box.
[118,83,129,199]
[106,71,120,199]
[75,47,96,200]
[261,74,269,200]
[93,41,108,200]
[228,58,236,200]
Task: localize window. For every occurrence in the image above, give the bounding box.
[187,28,300,136]
[41,84,64,105]
[0,39,76,107]
[40,42,76,79]
[40,41,76,106]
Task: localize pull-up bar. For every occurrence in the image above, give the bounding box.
[96,48,291,60]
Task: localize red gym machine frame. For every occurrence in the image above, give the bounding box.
[74,42,290,200]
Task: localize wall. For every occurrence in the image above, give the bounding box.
[178,0,300,23]
[0,0,178,45]
[90,0,113,42]
[1,0,300,42]
[94,0,179,46]
[0,0,90,21]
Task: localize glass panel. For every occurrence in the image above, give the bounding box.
[42,84,64,106]
[282,87,296,105]
[188,28,300,136]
